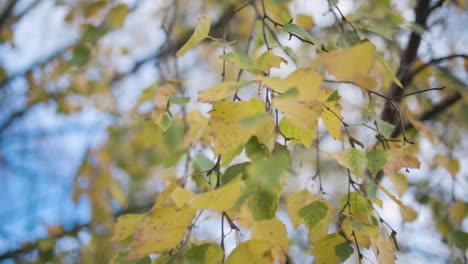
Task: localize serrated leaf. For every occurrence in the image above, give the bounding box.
[112,214,145,241]
[341,217,371,248]
[312,234,346,264]
[376,54,403,89]
[208,99,275,155]
[340,192,373,222]
[279,116,316,147]
[176,16,211,57]
[190,178,242,212]
[335,242,354,262]
[298,201,329,230]
[313,41,375,89]
[225,240,273,264]
[126,205,196,260]
[286,189,317,228]
[328,148,367,179]
[251,219,289,261]
[219,51,262,74]
[255,50,288,71]
[180,242,223,264]
[108,4,129,28]
[366,149,390,177]
[198,81,253,103]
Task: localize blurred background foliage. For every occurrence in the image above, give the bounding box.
[0,0,467,263]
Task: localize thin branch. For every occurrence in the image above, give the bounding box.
[404,54,468,84]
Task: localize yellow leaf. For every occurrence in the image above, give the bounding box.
[190,178,242,212]
[154,82,176,113]
[260,68,322,102]
[251,219,289,262]
[176,16,211,57]
[255,50,288,72]
[370,233,396,264]
[225,240,273,264]
[403,106,437,142]
[273,97,322,132]
[181,111,209,149]
[312,233,346,264]
[208,99,275,155]
[285,189,318,228]
[434,154,459,178]
[387,173,408,197]
[154,183,178,208]
[279,116,316,147]
[296,14,315,30]
[111,213,145,241]
[376,184,417,222]
[127,205,196,260]
[108,4,129,28]
[198,81,253,103]
[448,200,468,223]
[314,41,376,89]
[384,148,420,175]
[317,89,343,140]
[341,217,371,248]
[171,187,196,208]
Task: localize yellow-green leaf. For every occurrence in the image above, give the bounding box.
[387,173,408,197]
[312,233,346,264]
[108,4,129,28]
[176,16,211,57]
[286,189,318,228]
[317,89,343,140]
[225,240,273,264]
[298,201,329,230]
[328,148,367,179]
[190,178,242,212]
[127,205,196,260]
[376,54,403,89]
[112,214,145,241]
[255,50,288,71]
[171,187,196,208]
[366,149,390,177]
[198,81,253,103]
[251,219,289,261]
[279,116,316,147]
[180,242,223,264]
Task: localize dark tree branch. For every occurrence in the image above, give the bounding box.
[0,108,26,135]
[0,0,18,27]
[404,54,468,84]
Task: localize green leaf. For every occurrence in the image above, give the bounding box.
[298,201,329,229]
[248,187,280,221]
[82,24,107,43]
[376,119,395,138]
[109,251,151,264]
[282,23,320,45]
[176,16,211,57]
[247,153,289,188]
[222,162,250,185]
[69,44,90,67]
[366,149,390,177]
[245,137,269,161]
[219,51,262,74]
[448,231,468,251]
[169,96,190,105]
[312,233,346,264]
[335,242,354,262]
[328,148,367,179]
[180,242,224,264]
[108,4,129,28]
[326,90,341,102]
[337,31,360,48]
[376,54,403,89]
[155,114,172,132]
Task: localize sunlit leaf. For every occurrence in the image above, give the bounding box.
[219,51,262,74]
[384,148,420,174]
[176,16,211,57]
[127,205,196,260]
[171,187,196,208]
[376,119,395,138]
[317,89,343,140]
[286,189,317,228]
[112,214,145,241]
[279,116,316,147]
[255,50,288,71]
[181,111,208,148]
[190,178,242,212]
[180,242,223,264]
[387,173,408,197]
[298,201,329,230]
[312,233,346,264]
[248,187,280,221]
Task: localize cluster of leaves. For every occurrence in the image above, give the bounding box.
[1,0,467,263]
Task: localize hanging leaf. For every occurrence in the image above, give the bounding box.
[248,187,280,221]
[328,148,367,179]
[317,89,343,141]
[255,50,288,71]
[366,149,390,177]
[222,162,250,185]
[109,251,151,264]
[279,116,316,147]
[384,148,420,174]
[286,189,318,228]
[176,16,211,57]
[387,173,408,197]
[434,154,459,178]
[298,201,329,230]
[312,234,347,264]
[190,178,242,212]
[282,23,320,46]
[180,242,223,264]
[126,205,196,260]
[219,51,262,74]
[108,4,129,28]
[335,242,354,262]
[171,187,196,208]
[376,119,395,138]
[376,54,403,89]
[225,240,273,264]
